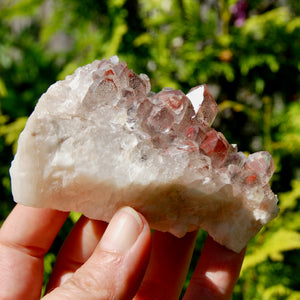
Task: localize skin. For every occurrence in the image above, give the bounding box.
[0,204,246,299]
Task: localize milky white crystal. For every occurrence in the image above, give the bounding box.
[10,56,279,252]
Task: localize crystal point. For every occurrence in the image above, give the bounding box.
[10,57,279,252]
[199,131,230,167]
[244,151,275,185]
[187,84,218,125]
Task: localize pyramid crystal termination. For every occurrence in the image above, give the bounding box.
[9,56,279,252]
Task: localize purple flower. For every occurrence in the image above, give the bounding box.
[231,0,248,27]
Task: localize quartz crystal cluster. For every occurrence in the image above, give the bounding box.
[10,56,279,252]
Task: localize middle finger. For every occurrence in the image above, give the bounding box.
[134,230,198,300]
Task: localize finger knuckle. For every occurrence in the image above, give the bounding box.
[65,254,124,299]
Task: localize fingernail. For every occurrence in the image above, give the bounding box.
[100,207,143,254]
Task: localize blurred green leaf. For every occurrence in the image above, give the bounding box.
[0,78,8,98]
[286,16,300,33]
[242,7,291,39]
[279,180,300,212]
[0,0,44,18]
[69,211,82,224]
[242,229,300,272]
[133,33,153,47]
[240,54,279,75]
[262,285,300,300]
[0,117,27,154]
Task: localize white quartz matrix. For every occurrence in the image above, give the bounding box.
[10,56,279,252]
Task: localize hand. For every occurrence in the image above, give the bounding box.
[0,204,245,299]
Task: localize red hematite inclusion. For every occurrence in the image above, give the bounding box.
[244,151,274,184]
[199,130,230,166]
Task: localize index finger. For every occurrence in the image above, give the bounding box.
[0,204,68,300]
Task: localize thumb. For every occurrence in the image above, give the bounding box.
[43,207,152,300]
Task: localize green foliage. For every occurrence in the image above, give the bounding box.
[0,0,299,298]
[42,252,56,296]
[279,180,300,211]
[274,102,300,154]
[242,229,300,270]
[0,116,27,154]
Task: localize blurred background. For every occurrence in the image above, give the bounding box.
[0,0,299,298]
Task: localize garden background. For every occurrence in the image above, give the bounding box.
[0,0,299,298]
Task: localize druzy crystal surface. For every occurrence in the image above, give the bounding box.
[10,56,279,252]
